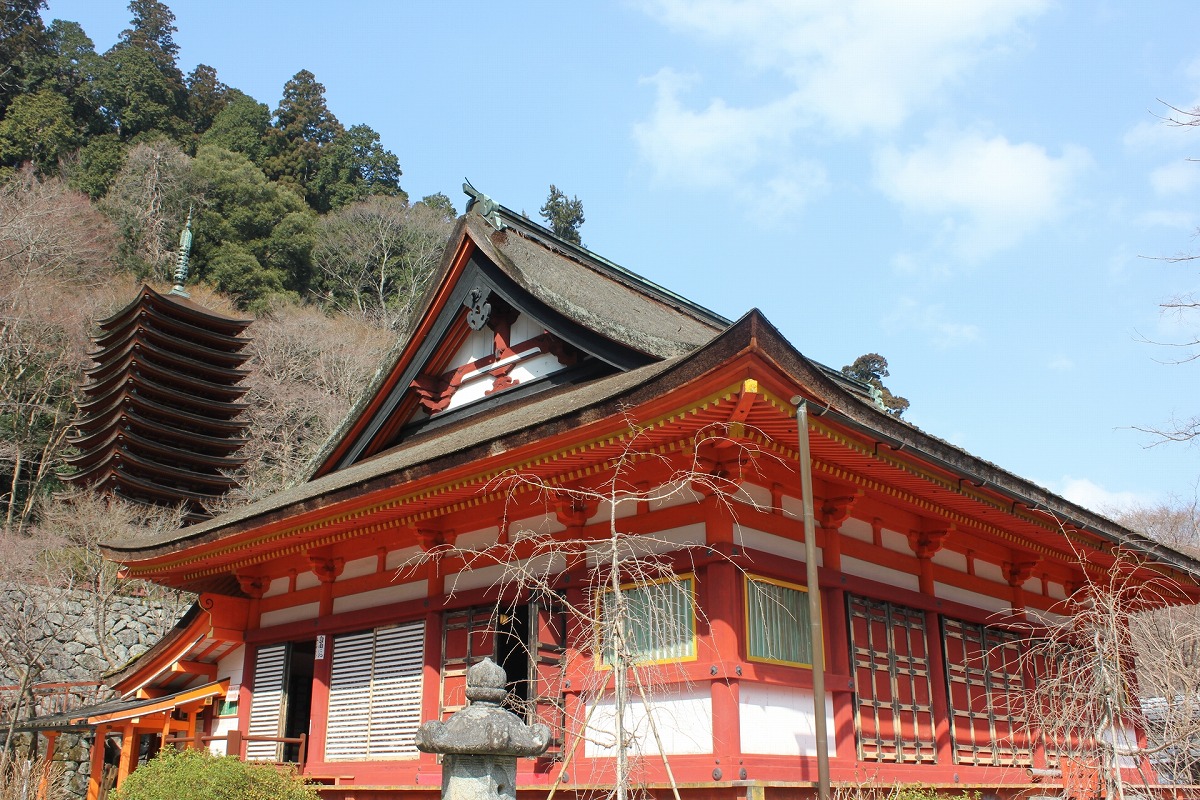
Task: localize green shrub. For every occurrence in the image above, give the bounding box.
[115,748,317,800]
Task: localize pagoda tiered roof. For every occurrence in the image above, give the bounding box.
[63,286,252,523]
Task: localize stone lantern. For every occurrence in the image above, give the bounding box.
[416,658,550,800]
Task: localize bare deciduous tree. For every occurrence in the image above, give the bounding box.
[312,196,452,330]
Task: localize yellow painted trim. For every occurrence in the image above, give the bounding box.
[594,573,698,669]
[744,574,815,669]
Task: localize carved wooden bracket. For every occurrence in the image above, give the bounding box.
[906,527,951,559]
[235,573,267,599]
[819,495,859,530]
[417,528,447,552]
[308,555,345,584]
[555,495,598,528]
[1005,558,1040,587]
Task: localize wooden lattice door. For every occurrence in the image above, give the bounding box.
[847,595,937,763]
[942,618,1031,766]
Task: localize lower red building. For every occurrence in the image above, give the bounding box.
[85,193,1200,800]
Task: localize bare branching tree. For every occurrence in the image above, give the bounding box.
[214,298,392,506]
[312,196,452,330]
[1016,541,1200,800]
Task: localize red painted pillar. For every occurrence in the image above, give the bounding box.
[706,500,741,763]
[86,725,108,800]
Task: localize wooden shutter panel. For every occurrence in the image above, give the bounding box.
[245,643,287,760]
[324,631,375,761]
[326,621,425,760]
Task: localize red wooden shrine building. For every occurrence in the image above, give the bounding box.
[89,191,1200,800]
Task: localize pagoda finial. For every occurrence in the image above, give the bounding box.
[169,206,194,298]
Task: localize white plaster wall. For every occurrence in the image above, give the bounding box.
[386,545,424,573]
[508,512,566,537]
[932,548,967,572]
[594,496,639,523]
[933,581,1011,615]
[841,517,873,543]
[508,351,565,383]
[739,683,836,757]
[295,571,320,592]
[449,326,493,368]
[736,527,810,565]
[262,576,289,599]
[455,526,500,551]
[1047,580,1067,600]
[260,602,319,628]
[649,482,704,511]
[447,552,567,593]
[332,579,428,615]
[841,555,919,591]
[880,527,909,554]
[210,713,238,756]
[511,313,541,345]
[975,560,1005,585]
[1023,575,1040,594]
[585,686,713,757]
[585,523,705,567]
[216,644,245,688]
[734,481,773,512]
[339,555,377,582]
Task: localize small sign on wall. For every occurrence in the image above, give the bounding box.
[315,634,326,660]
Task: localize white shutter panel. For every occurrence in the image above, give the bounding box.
[325,620,425,760]
[245,643,287,760]
[325,631,375,760]
[366,621,425,757]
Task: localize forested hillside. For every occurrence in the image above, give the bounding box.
[1,0,461,543]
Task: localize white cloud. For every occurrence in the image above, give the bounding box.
[639,0,1046,134]
[874,131,1090,259]
[1056,476,1153,516]
[1135,209,1198,230]
[1150,160,1200,195]
[884,297,980,348]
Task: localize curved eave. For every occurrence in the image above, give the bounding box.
[95,304,251,354]
[104,467,223,506]
[71,391,246,439]
[96,285,250,335]
[92,323,250,371]
[86,336,250,384]
[76,373,248,420]
[65,427,248,473]
[80,352,249,404]
[70,406,248,454]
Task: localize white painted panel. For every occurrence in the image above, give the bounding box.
[448,327,493,371]
[339,555,377,582]
[595,496,639,523]
[933,581,1011,614]
[509,352,565,383]
[386,545,423,573]
[841,517,873,543]
[216,644,245,688]
[455,526,499,551]
[508,513,565,537]
[739,683,836,756]
[975,560,1005,584]
[585,524,706,567]
[1047,581,1067,600]
[447,374,495,410]
[780,493,803,520]
[585,686,712,757]
[511,312,541,344]
[734,482,773,512]
[1023,576,1040,593]
[447,553,568,594]
[841,556,918,591]
[295,571,320,592]
[262,576,289,599]
[932,548,967,572]
[260,602,319,628]
[1025,606,1072,627]
[736,527,808,565]
[332,580,428,615]
[649,482,704,510]
[210,712,238,756]
[880,527,910,554]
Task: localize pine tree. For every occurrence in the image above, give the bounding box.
[539,184,584,245]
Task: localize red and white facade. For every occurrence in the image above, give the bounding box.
[99,200,1200,800]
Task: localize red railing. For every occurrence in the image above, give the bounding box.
[163,730,308,766]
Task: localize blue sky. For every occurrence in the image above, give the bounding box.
[45,0,1200,515]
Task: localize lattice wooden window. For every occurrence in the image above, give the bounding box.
[943,618,1032,766]
[847,595,937,763]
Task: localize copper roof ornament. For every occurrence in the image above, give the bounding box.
[169,206,193,298]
